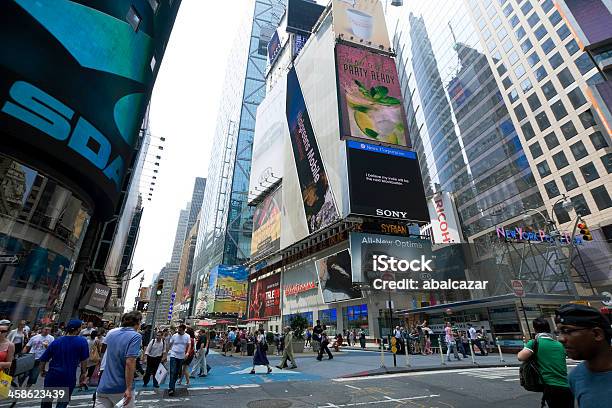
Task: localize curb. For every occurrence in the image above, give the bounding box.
[341,362,522,378]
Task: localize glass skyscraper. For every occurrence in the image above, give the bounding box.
[192,0,286,316]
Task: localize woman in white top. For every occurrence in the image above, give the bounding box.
[8,320,26,354]
[143,331,166,388]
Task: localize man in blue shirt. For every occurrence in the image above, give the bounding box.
[94,311,142,408]
[555,304,612,408]
[39,319,89,408]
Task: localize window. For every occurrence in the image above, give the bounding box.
[535,66,547,81]
[503,4,513,16]
[498,27,508,40]
[541,38,555,55]
[492,50,502,61]
[575,54,595,74]
[521,39,533,53]
[515,25,526,39]
[591,185,612,210]
[515,64,526,78]
[522,122,536,140]
[557,25,571,40]
[587,73,605,87]
[521,78,533,92]
[527,51,540,67]
[527,93,541,111]
[483,28,492,40]
[603,153,612,173]
[542,0,554,13]
[579,109,597,129]
[534,25,547,40]
[493,17,502,29]
[544,132,559,149]
[571,194,591,216]
[508,88,519,103]
[566,40,579,55]
[488,39,497,52]
[561,121,578,140]
[542,81,557,99]
[550,11,562,26]
[126,6,141,31]
[527,12,540,27]
[544,180,560,198]
[535,111,551,130]
[561,172,579,191]
[570,141,589,160]
[509,51,519,65]
[551,100,568,120]
[503,39,513,52]
[521,2,533,15]
[557,68,574,88]
[503,77,512,89]
[590,131,609,150]
[530,142,543,158]
[554,206,572,224]
[537,160,552,177]
[148,0,159,11]
[553,151,569,169]
[550,52,564,69]
[497,63,508,76]
[580,162,600,182]
[515,104,527,121]
[568,88,587,109]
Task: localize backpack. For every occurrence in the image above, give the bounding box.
[519,339,544,392]
[88,340,100,364]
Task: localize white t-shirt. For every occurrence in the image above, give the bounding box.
[27,334,55,359]
[468,327,477,340]
[8,329,25,345]
[168,333,190,359]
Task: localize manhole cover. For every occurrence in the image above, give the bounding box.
[247,399,293,408]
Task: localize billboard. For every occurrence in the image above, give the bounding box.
[331,0,390,51]
[427,192,463,244]
[251,187,282,259]
[0,1,174,215]
[336,44,409,147]
[346,141,429,222]
[248,273,281,319]
[315,250,361,303]
[286,67,339,233]
[207,265,247,314]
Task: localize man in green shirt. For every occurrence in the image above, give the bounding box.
[517,317,573,408]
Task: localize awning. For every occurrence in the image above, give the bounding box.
[196,320,215,327]
[245,318,268,322]
[215,320,233,324]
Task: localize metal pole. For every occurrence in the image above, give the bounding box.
[439,335,445,365]
[469,339,476,365]
[404,335,411,367]
[496,337,505,362]
[565,216,583,300]
[519,297,533,339]
[380,338,386,368]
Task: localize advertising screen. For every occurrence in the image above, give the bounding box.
[251,187,281,259]
[315,250,361,303]
[427,192,463,243]
[346,141,429,222]
[207,265,247,314]
[248,273,281,319]
[331,0,390,51]
[286,68,339,234]
[336,44,410,147]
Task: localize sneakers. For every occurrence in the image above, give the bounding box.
[267,367,272,374]
[276,365,284,370]
[168,390,175,396]
[289,365,298,369]
[250,369,255,374]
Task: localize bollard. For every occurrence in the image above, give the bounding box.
[439,335,445,365]
[404,338,411,367]
[380,338,386,368]
[469,339,476,365]
[496,337,505,362]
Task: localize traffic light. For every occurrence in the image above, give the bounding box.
[578,222,593,241]
[156,279,164,296]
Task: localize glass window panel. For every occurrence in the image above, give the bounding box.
[591,185,612,210]
[497,63,508,76]
[587,73,605,86]
[537,160,552,177]
[571,194,591,216]
[551,100,568,120]
[521,38,533,53]
[493,17,502,29]
[498,26,508,40]
[521,2,533,15]
[575,53,595,75]
[503,39,513,52]
[589,131,609,150]
[570,141,589,160]
[488,4,498,18]
[557,68,574,88]
[561,172,579,191]
[492,50,502,61]
[557,25,571,40]
[542,80,557,99]
[521,78,533,92]
[515,25,526,39]
[527,51,540,67]
[488,39,497,52]
[603,153,612,173]
[553,151,569,169]
[580,162,600,182]
[521,122,536,140]
[483,28,492,40]
[550,11,562,26]
[565,40,579,55]
[544,132,559,149]
[509,51,519,65]
[534,25,547,40]
[542,0,554,13]
[550,52,564,69]
[535,111,551,130]
[527,93,541,111]
[527,12,540,27]
[568,87,587,109]
[515,64,526,78]
[515,104,527,121]
[529,142,543,158]
[503,4,513,16]
[542,38,555,55]
[508,88,519,103]
[579,109,597,129]
[561,121,578,140]
[544,180,560,199]
[535,66,547,81]
[503,77,512,89]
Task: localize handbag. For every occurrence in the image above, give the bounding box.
[155,363,168,385]
[0,370,12,399]
[520,339,544,392]
[10,353,35,377]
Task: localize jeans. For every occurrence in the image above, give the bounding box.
[456,340,468,357]
[40,388,73,408]
[143,356,162,386]
[168,357,183,391]
[542,385,574,408]
[20,359,40,386]
[446,341,460,360]
[317,342,333,360]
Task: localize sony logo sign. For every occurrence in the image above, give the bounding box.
[1,81,124,190]
[372,254,433,272]
[376,209,409,219]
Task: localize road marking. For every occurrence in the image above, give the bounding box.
[344,384,362,390]
[316,394,439,407]
[334,366,520,382]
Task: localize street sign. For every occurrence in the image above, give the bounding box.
[0,255,19,264]
[136,301,149,311]
[511,280,525,297]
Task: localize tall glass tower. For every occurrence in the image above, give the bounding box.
[192,0,286,315]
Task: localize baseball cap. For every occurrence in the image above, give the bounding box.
[66,319,83,331]
[555,304,612,334]
[0,319,11,326]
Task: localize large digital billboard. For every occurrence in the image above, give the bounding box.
[248,273,281,319]
[331,0,390,51]
[336,44,409,147]
[315,250,361,303]
[286,68,339,234]
[251,187,281,259]
[0,1,174,215]
[207,265,247,314]
[346,141,429,222]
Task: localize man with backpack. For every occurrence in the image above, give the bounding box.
[517,316,573,408]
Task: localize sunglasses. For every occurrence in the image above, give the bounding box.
[554,327,591,336]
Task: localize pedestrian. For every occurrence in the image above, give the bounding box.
[517,316,573,408]
[239,329,247,356]
[8,320,26,354]
[316,331,333,361]
[227,328,236,356]
[167,323,190,396]
[359,328,366,349]
[305,329,311,348]
[191,330,209,377]
[0,321,16,379]
[394,326,403,354]
[79,321,95,337]
[424,327,433,355]
[312,320,323,352]
[80,331,101,390]
[457,331,468,358]
[93,311,142,408]
[276,326,297,370]
[39,319,89,408]
[178,327,195,386]
[444,323,461,361]
[142,331,165,388]
[20,326,54,387]
[250,329,272,374]
[348,329,354,347]
[555,304,612,408]
[334,332,343,352]
[480,326,491,353]
[467,323,487,356]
